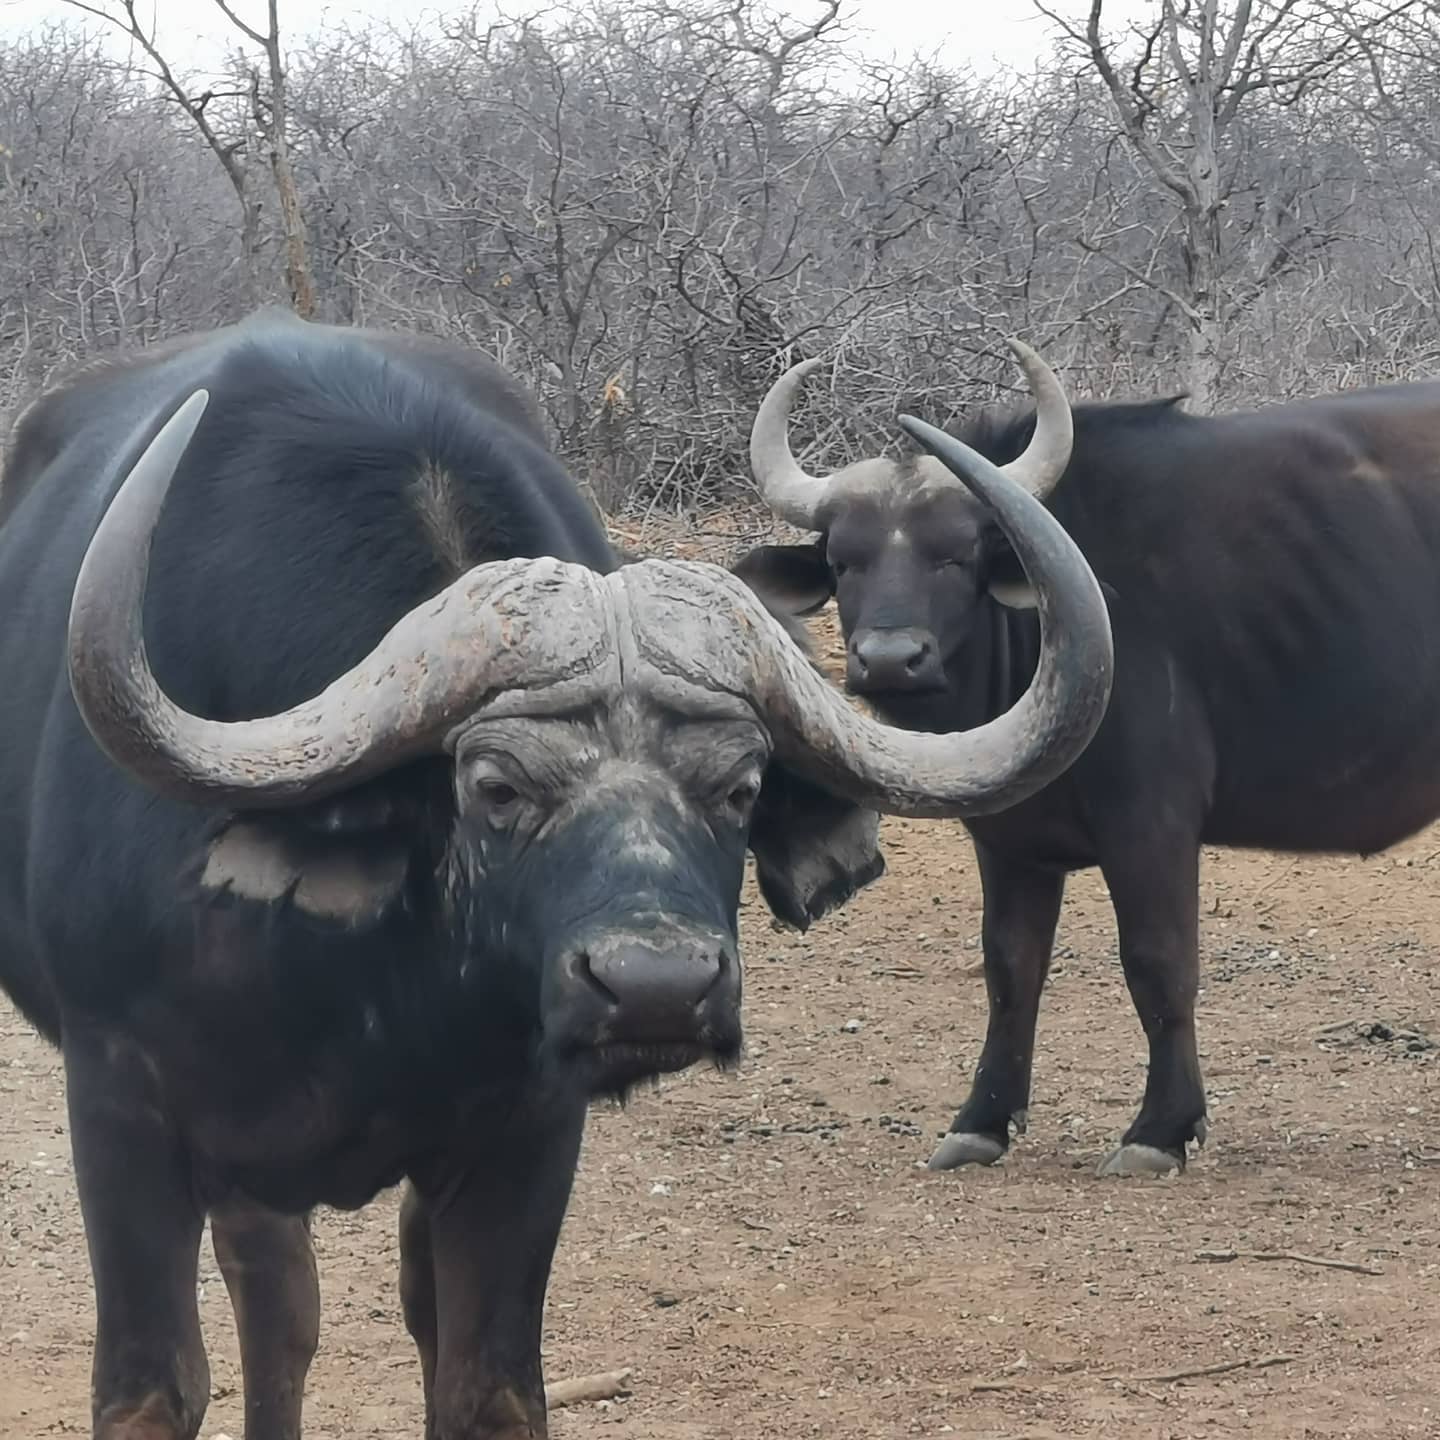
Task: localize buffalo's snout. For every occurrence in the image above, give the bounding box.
[550,920,742,1089]
[568,931,731,1019]
[847,627,944,693]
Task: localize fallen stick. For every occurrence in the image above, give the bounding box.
[1196,1247,1382,1276]
[545,1368,633,1409]
[969,1380,1028,1394]
[1123,1353,1297,1385]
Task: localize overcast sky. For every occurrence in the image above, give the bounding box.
[2,0,1156,77]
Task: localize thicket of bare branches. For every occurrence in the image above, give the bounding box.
[3,0,1439,513]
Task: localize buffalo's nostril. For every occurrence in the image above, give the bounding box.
[849,629,938,689]
[569,948,621,1006]
[698,946,733,1002]
[577,935,727,1015]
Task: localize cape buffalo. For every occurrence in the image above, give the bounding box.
[735,343,1440,1179]
[0,311,1112,1440]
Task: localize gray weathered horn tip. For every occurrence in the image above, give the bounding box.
[899,414,1002,488]
[164,388,211,444]
[897,413,942,448]
[166,387,211,432]
[1003,337,1057,386]
[764,355,827,396]
[760,356,827,393]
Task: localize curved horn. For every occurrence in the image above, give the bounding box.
[748,357,834,528]
[775,414,1109,814]
[67,391,617,809]
[623,424,1111,819]
[996,338,1073,500]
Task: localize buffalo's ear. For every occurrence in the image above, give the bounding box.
[194,776,436,931]
[982,533,1038,610]
[199,820,411,929]
[747,762,885,931]
[731,542,834,617]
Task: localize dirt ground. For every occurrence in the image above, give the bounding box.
[3,605,1439,1440]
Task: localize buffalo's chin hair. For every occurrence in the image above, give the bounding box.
[578,1035,743,1104]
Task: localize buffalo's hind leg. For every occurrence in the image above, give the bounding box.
[211,1202,320,1440]
[1096,829,1208,1177]
[64,1025,211,1440]
[929,846,1065,1170]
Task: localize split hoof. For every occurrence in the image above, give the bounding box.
[1097,1143,1182,1178]
[927,1132,1006,1170]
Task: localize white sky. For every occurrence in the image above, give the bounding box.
[1,0,1157,78]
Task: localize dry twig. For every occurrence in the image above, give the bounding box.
[1196,1247,1383,1276]
[1122,1353,1297,1385]
[545,1368,633,1409]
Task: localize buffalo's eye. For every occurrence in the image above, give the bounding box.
[711,758,765,826]
[726,775,762,821]
[477,780,521,810]
[461,763,532,829]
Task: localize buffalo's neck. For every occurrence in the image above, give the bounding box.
[967,598,1042,728]
[133,915,546,1206]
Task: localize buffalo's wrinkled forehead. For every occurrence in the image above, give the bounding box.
[451,702,771,822]
[453,706,767,931]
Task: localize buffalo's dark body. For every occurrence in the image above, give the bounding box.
[744,380,1440,1170]
[0,309,880,1440]
[963,386,1440,851]
[1,315,604,1060]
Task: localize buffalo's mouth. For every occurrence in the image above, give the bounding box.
[845,674,949,700]
[544,924,744,1096]
[566,1033,742,1098]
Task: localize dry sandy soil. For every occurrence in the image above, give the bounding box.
[2,603,1438,1440]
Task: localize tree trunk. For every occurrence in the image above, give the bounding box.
[1179,0,1224,413]
[271,138,316,318]
[1180,211,1223,413]
[261,0,316,318]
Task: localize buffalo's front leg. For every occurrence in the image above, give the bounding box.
[409,1097,587,1439]
[398,1183,439,1439]
[929,845,1065,1169]
[64,1025,211,1440]
[211,1202,320,1440]
[1096,832,1208,1176]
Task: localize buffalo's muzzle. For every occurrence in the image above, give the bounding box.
[551,921,742,1086]
[848,627,945,693]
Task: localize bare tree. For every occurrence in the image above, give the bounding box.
[6,0,1440,510]
[1335,1,1440,163]
[64,0,263,298]
[1038,0,1407,409]
[214,0,317,316]
[64,0,315,315]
